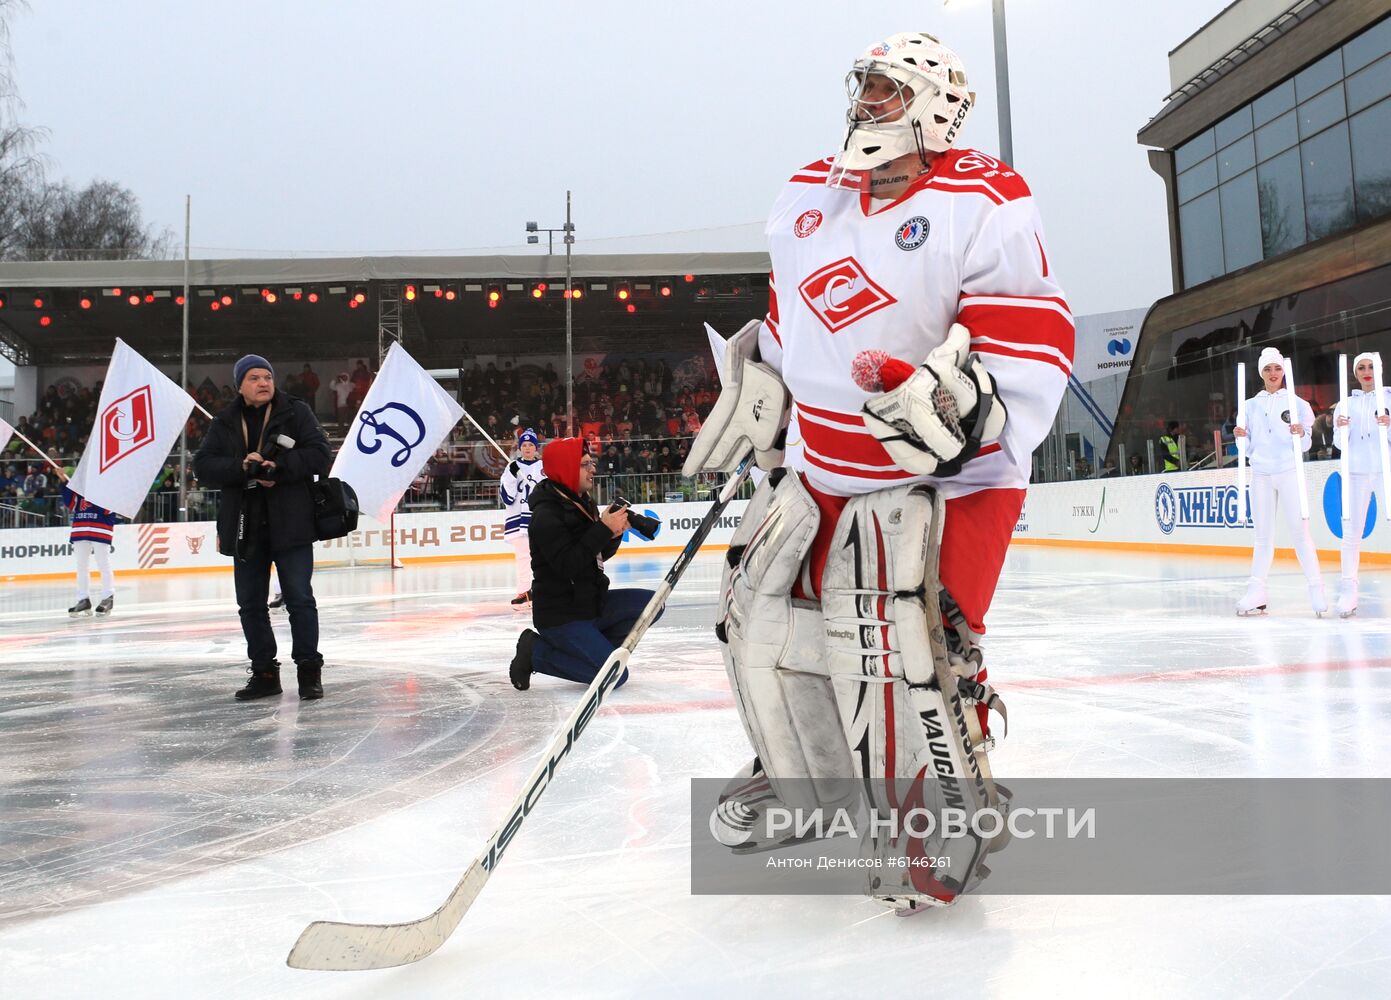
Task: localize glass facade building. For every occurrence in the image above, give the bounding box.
[1175,15,1391,287]
[1048,6,1391,483]
[1108,261,1391,472]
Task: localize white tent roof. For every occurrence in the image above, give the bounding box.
[0,251,771,289]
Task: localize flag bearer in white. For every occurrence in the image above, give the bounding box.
[687,31,1072,913]
[1331,351,1391,617]
[499,428,546,607]
[1233,348,1325,616]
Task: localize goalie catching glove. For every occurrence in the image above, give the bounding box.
[683,319,790,477]
[860,323,1007,477]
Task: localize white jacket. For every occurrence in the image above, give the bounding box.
[1242,390,1313,475]
[1333,388,1391,476]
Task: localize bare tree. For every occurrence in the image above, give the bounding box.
[0,0,48,259]
[20,178,174,260]
[0,0,172,261]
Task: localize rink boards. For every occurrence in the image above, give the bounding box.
[3,461,1384,581]
[0,499,752,581]
[1014,460,1391,561]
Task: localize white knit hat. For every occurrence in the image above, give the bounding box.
[1257,347,1284,371]
[1353,351,1377,370]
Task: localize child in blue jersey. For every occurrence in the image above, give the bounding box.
[61,483,119,616]
[499,428,546,607]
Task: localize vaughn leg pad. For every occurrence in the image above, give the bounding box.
[820,484,1001,907]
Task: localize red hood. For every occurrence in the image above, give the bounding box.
[542,437,584,495]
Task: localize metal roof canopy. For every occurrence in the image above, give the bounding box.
[0,251,771,289]
[0,251,773,369]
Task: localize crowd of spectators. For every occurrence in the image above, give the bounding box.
[3,353,720,522]
[408,356,719,507]
[451,356,716,450]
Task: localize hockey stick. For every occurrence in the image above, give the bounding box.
[286,457,755,971]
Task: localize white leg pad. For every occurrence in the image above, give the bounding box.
[718,470,856,811]
[821,484,999,903]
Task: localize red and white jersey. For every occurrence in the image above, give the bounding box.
[759,148,1073,498]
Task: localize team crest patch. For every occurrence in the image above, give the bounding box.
[794,209,823,239]
[894,216,930,251]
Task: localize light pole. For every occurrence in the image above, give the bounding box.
[525,190,577,437]
[945,0,1014,166]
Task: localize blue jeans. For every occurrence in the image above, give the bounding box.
[232,543,320,667]
[532,588,659,688]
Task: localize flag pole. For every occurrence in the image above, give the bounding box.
[458,404,512,464]
[7,425,68,479]
[179,194,192,522]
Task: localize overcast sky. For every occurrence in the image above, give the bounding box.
[5,0,1231,374]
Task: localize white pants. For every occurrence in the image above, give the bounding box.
[1249,469,1322,584]
[74,540,114,600]
[507,533,531,594]
[1341,474,1377,582]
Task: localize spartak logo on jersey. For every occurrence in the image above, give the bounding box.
[99,386,156,473]
[794,209,823,239]
[797,257,898,333]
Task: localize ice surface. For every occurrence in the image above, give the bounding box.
[3,548,1391,998]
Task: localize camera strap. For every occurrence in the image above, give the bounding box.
[240,400,274,457]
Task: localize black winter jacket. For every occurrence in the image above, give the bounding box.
[193,390,332,557]
[528,478,622,628]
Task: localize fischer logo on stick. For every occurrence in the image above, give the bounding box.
[99,386,155,473]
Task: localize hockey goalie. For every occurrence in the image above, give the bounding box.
[686,31,1073,913]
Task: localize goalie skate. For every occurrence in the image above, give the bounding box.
[710,759,851,855]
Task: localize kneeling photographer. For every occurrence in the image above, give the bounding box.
[509,437,661,691]
[194,355,332,701]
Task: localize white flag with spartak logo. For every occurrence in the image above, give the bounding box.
[68,339,196,518]
[0,416,13,455]
[330,342,464,522]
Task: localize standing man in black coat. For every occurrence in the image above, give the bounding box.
[508,436,657,691]
[194,355,333,701]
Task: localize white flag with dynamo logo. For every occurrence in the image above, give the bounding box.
[0,416,13,455]
[68,338,196,519]
[330,342,464,522]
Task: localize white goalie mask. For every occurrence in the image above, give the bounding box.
[829,32,975,187]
